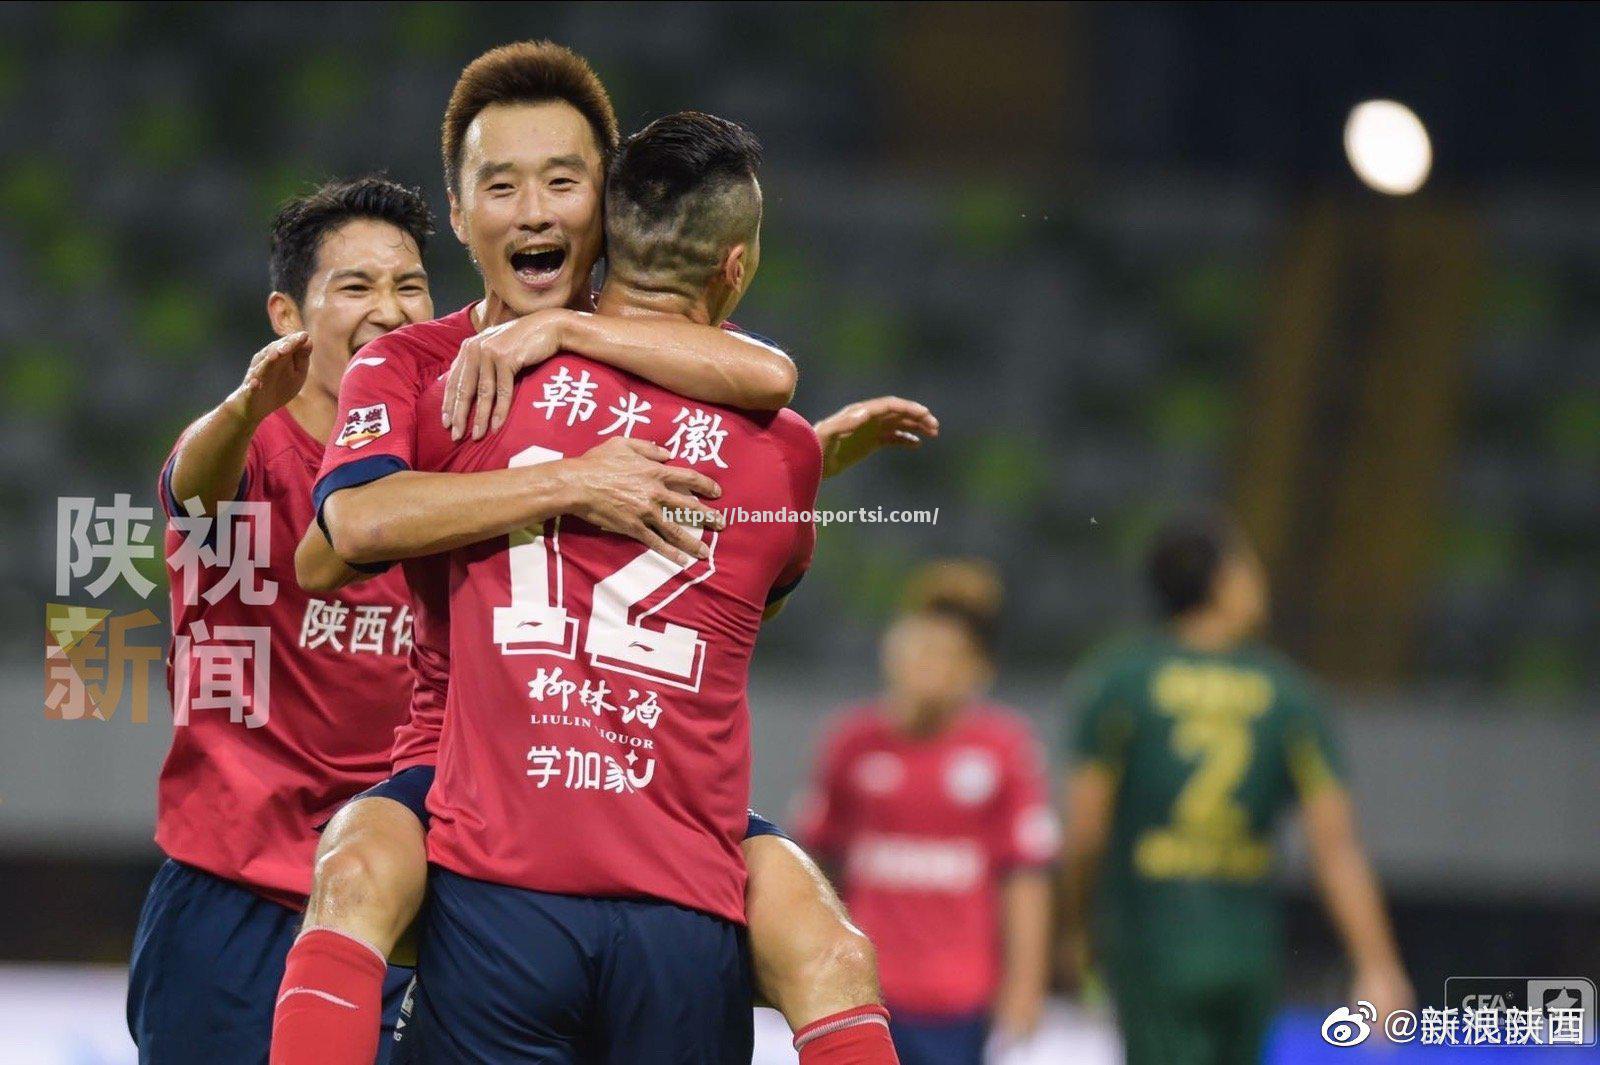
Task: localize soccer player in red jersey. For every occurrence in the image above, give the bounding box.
[798,561,1060,1065]
[399,113,823,1061]
[127,177,436,1063]
[274,41,913,1065]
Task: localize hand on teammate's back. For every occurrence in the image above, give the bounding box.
[813,395,939,479]
[443,309,566,441]
[227,332,312,426]
[565,436,727,565]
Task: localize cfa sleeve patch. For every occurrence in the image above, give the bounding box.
[336,403,391,450]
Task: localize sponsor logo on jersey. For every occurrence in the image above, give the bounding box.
[846,833,984,892]
[336,403,391,450]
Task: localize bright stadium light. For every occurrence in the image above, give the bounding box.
[1344,99,1433,195]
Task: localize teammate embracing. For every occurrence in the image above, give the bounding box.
[129,170,830,1065]
[273,41,923,1065]
[398,108,835,1063]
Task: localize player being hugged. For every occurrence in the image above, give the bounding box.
[395,111,813,1062]
[276,41,924,1065]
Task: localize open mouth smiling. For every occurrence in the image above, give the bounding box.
[510,246,567,288]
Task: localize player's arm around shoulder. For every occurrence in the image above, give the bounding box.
[442,308,798,441]
[166,332,311,518]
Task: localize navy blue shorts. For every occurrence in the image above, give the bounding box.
[127,859,414,1065]
[887,1010,990,1065]
[353,764,437,827]
[395,867,753,1064]
[744,809,788,840]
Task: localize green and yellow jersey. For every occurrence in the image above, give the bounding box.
[1068,633,1343,991]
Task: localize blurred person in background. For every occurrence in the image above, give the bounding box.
[1057,508,1413,1065]
[797,560,1059,1065]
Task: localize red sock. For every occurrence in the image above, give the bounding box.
[794,1005,899,1065]
[270,928,389,1065]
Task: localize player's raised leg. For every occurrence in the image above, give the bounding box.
[271,773,430,1065]
[743,826,900,1064]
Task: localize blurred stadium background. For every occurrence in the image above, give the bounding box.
[1,3,1596,1062]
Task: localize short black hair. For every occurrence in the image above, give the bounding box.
[604,111,762,297]
[441,40,619,194]
[269,176,434,304]
[1147,508,1244,619]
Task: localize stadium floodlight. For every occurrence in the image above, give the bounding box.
[1343,99,1433,196]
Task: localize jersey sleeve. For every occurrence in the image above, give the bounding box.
[157,416,264,520]
[792,717,855,861]
[1279,666,1345,801]
[1066,653,1137,773]
[990,721,1060,871]
[311,340,425,534]
[768,413,823,604]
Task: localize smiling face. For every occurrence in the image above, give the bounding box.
[273,216,431,398]
[449,100,606,322]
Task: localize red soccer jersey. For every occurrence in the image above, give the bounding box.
[157,406,413,909]
[312,304,479,773]
[796,704,1060,1016]
[413,352,821,924]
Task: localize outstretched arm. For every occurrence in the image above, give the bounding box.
[812,396,938,479]
[1301,785,1413,1020]
[444,308,797,440]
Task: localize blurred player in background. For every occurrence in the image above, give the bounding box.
[1058,509,1413,1065]
[274,41,924,1065]
[128,177,434,1063]
[798,560,1059,1065]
